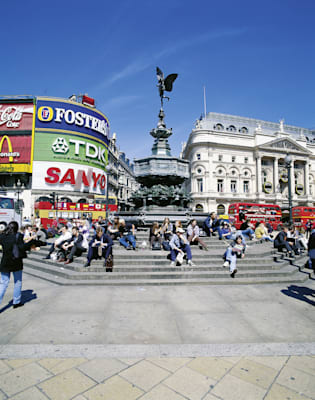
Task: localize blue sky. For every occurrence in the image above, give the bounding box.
[1,0,314,160]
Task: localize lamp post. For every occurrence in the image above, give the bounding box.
[105,164,112,219]
[284,153,293,226]
[16,179,22,218]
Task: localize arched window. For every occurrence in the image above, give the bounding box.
[35,196,51,202]
[227,125,236,132]
[239,126,248,133]
[78,198,88,203]
[214,123,224,131]
[217,204,225,215]
[60,197,72,203]
[195,204,204,211]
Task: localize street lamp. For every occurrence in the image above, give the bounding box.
[284,153,293,226]
[105,164,112,219]
[16,179,22,218]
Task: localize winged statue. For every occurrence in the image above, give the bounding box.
[156,67,178,108]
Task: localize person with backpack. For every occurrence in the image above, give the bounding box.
[0,221,27,309]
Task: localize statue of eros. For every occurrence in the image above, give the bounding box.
[156,67,178,108]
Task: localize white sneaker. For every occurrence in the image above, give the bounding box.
[187,260,196,267]
[223,261,230,268]
[170,261,175,267]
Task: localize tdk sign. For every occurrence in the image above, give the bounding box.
[36,99,110,143]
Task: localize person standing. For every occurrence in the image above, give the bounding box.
[0,221,26,309]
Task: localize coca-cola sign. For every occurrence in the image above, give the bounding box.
[0,103,34,131]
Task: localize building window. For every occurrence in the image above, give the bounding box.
[232,156,236,163]
[262,170,267,183]
[217,179,224,193]
[195,204,204,211]
[243,180,249,193]
[197,168,202,174]
[196,153,201,160]
[197,178,203,192]
[227,125,236,132]
[244,157,248,163]
[310,185,313,195]
[239,126,248,133]
[231,180,237,193]
[215,123,224,130]
[218,154,223,161]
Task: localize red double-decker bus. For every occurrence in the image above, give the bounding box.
[34,197,118,228]
[292,206,315,228]
[228,202,282,230]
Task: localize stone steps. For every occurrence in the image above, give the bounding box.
[22,234,311,286]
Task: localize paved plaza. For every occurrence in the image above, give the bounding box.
[0,273,314,399]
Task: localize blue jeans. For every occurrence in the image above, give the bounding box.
[120,234,136,249]
[241,228,254,238]
[170,244,192,261]
[224,248,237,273]
[0,270,23,305]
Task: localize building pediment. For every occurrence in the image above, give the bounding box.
[257,137,311,155]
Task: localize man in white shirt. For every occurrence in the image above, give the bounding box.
[43,224,72,260]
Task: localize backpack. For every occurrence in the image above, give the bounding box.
[105,254,113,272]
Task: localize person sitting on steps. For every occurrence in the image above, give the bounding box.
[61,226,88,264]
[84,226,113,268]
[119,219,137,250]
[43,224,72,260]
[222,234,246,278]
[187,219,208,250]
[169,228,195,267]
[274,226,295,257]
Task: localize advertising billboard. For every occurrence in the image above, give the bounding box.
[32,161,107,195]
[0,101,34,173]
[32,97,110,194]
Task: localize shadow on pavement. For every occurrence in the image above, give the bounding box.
[0,289,37,313]
[281,285,315,306]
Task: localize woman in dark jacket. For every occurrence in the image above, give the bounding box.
[0,221,26,308]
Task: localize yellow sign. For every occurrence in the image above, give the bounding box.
[0,135,13,162]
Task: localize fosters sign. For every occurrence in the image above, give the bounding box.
[33,97,110,194]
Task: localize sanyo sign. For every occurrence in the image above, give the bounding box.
[36,99,110,141]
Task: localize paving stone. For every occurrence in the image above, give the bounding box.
[164,366,215,400]
[229,358,278,389]
[148,357,192,372]
[38,358,66,370]
[245,356,288,371]
[4,359,34,369]
[264,383,313,400]
[40,358,87,375]
[119,359,170,391]
[223,356,242,364]
[9,386,49,400]
[0,362,52,397]
[38,368,95,400]
[276,365,315,398]
[118,358,142,366]
[0,390,6,400]
[83,375,143,400]
[0,360,11,375]
[78,358,128,382]
[203,394,222,400]
[212,373,266,400]
[187,357,234,380]
[140,384,186,399]
[286,355,315,376]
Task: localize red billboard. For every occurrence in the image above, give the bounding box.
[0,135,32,164]
[0,103,34,131]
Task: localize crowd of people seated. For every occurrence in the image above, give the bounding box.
[10,211,315,276]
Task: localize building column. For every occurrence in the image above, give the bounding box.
[256,155,262,193]
[305,160,310,195]
[273,157,278,193]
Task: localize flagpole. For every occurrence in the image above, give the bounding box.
[203,86,207,119]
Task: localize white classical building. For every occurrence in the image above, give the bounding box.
[182,112,315,214]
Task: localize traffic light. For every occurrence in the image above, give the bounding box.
[50,192,56,207]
